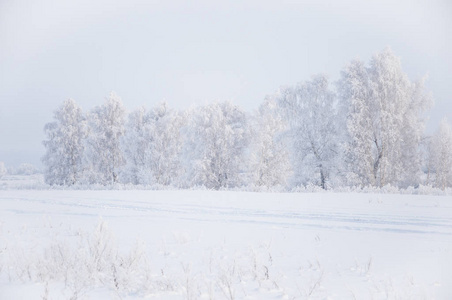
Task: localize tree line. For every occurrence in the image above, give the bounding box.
[42,48,452,190]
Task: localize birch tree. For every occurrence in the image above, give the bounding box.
[250,97,291,187]
[42,99,88,185]
[86,92,126,185]
[430,119,452,190]
[122,103,183,185]
[277,74,338,189]
[182,101,250,189]
[338,59,376,186]
[338,48,431,187]
[121,106,151,184]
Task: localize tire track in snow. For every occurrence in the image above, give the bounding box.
[4,194,452,236]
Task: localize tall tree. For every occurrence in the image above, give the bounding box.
[250,97,291,187]
[276,74,338,189]
[122,102,184,185]
[337,59,376,186]
[338,48,431,187]
[429,119,452,190]
[42,99,88,185]
[86,92,126,185]
[121,106,150,185]
[146,102,184,185]
[182,101,250,189]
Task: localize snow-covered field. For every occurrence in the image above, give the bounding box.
[1,189,451,299]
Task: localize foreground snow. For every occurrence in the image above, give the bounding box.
[0,190,451,299]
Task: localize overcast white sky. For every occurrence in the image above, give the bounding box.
[0,0,451,167]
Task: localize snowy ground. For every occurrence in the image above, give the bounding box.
[0,190,451,299]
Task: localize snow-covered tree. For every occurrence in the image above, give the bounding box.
[85,92,126,185]
[338,48,431,187]
[429,119,452,190]
[250,97,291,187]
[145,102,184,185]
[182,101,250,189]
[276,74,338,189]
[0,162,6,179]
[399,75,432,186]
[42,99,88,185]
[121,107,150,185]
[337,59,375,186]
[122,102,184,185]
